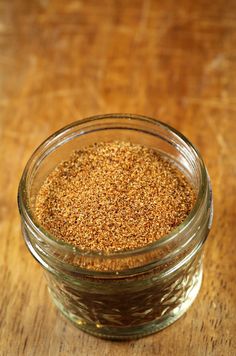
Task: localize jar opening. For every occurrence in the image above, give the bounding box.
[18,114,211,274]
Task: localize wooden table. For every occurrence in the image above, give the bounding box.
[1,1,235,355]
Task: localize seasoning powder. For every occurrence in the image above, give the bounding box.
[35,141,195,253]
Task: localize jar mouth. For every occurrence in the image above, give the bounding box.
[18,113,209,259]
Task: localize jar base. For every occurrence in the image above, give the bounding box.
[49,268,203,340]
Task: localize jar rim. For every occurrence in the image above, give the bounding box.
[18,113,209,259]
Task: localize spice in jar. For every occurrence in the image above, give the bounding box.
[34,141,196,253]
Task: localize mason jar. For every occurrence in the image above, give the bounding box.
[18,114,213,339]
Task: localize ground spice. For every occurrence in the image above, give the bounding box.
[35,141,195,253]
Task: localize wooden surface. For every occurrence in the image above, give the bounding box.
[0,1,235,355]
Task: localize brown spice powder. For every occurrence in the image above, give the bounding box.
[35,141,196,253]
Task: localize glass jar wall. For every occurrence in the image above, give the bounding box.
[18,114,213,339]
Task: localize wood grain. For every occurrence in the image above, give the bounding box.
[0,0,235,355]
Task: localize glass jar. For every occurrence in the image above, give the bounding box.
[18,114,213,340]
